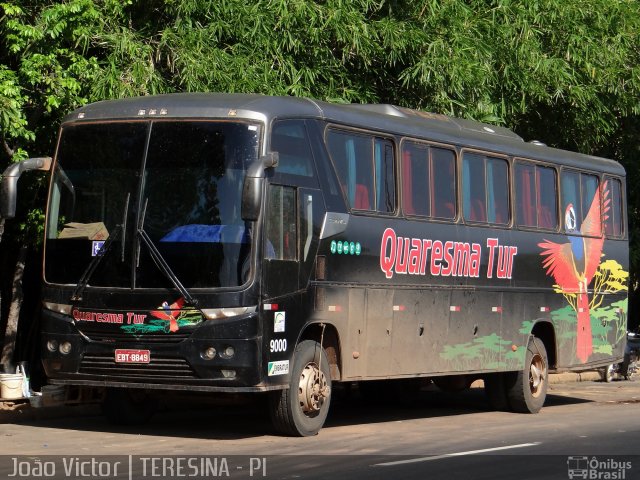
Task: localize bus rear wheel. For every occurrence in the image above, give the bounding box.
[507,337,548,413]
[269,340,332,436]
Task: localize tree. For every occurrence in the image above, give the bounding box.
[1,0,639,369]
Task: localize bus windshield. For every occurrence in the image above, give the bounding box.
[45,120,261,289]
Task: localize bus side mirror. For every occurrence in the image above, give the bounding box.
[0,157,52,219]
[241,152,278,221]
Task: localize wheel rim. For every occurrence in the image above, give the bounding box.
[298,362,330,415]
[529,353,547,398]
[606,364,615,382]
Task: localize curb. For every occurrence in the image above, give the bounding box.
[548,370,604,384]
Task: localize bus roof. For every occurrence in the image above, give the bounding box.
[63,93,625,176]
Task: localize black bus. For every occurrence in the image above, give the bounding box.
[1,93,628,436]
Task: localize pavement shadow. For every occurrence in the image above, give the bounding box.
[543,393,593,408]
[17,393,274,440]
[14,383,596,440]
[324,384,593,429]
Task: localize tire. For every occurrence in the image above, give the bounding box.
[101,388,158,426]
[620,353,638,380]
[507,336,548,413]
[269,340,332,436]
[625,361,637,381]
[484,372,516,411]
[602,364,615,383]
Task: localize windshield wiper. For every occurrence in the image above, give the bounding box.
[120,193,130,261]
[135,198,199,308]
[70,224,121,303]
[137,229,199,308]
[70,193,130,303]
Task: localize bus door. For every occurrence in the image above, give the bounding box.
[262,120,324,372]
[263,119,323,295]
[263,184,299,298]
[262,185,322,295]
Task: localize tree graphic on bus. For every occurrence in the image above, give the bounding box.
[440,333,525,370]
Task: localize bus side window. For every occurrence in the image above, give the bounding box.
[515,162,557,230]
[265,185,296,260]
[537,165,558,229]
[402,142,455,219]
[431,147,456,219]
[326,130,369,209]
[561,170,601,235]
[462,152,487,222]
[561,171,581,231]
[515,162,536,227]
[463,152,509,225]
[581,173,599,226]
[326,129,395,214]
[604,177,623,237]
[486,157,509,224]
[402,141,429,216]
[375,139,395,213]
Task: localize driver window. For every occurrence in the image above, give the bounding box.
[266,185,297,260]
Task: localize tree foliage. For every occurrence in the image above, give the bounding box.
[1,0,639,308]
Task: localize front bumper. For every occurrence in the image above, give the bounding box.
[41,309,276,392]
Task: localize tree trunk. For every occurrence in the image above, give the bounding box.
[1,244,27,373]
[0,218,3,371]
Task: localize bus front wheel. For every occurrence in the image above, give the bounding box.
[269,340,332,436]
[507,336,548,413]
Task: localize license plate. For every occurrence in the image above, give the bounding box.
[115,349,150,364]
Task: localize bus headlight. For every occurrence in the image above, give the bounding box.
[221,346,235,359]
[202,306,256,320]
[202,347,217,360]
[43,302,72,315]
[47,339,59,352]
[59,341,72,355]
[221,308,249,317]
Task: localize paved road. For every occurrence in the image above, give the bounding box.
[1,380,638,479]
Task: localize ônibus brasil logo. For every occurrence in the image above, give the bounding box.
[567,456,632,479]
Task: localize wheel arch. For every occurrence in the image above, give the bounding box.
[299,322,342,381]
[529,320,557,369]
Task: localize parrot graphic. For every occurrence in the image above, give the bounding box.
[150,297,185,333]
[538,182,610,362]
